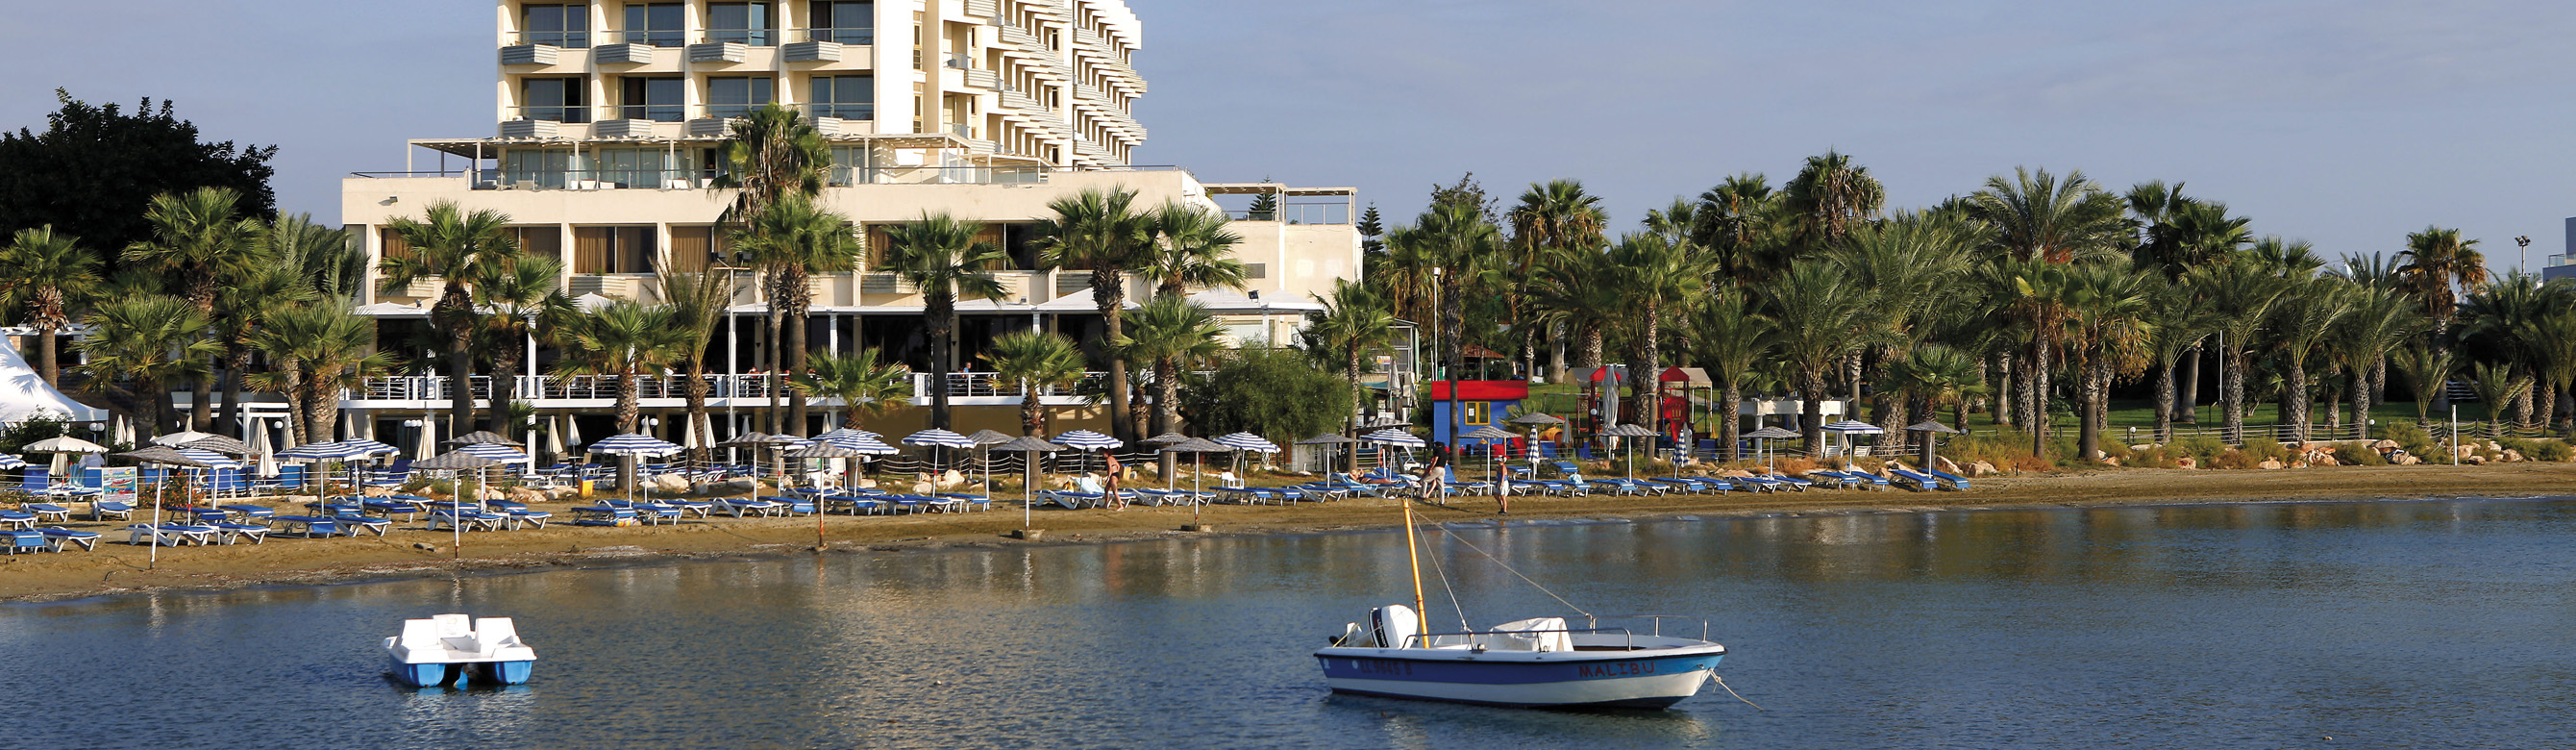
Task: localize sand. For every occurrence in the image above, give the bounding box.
[7,462,2572,603]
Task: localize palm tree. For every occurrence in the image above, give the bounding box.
[1692,172,1786,283]
[2267,275,2356,442]
[475,256,574,434]
[2465,362,2531,439]
[0,226,99,386]
[2514,308,2576,432]
[2329,286,2424,436]
[1880,344,1985,452]
[381,200,521,435]
[1300,279,1398,469]
[1143,203,1247,299]
[76,295,219,438]
[2459,272,2564,431]
[2136,198,2251,278]
[2142,280,2215,441]
[1036,188,1154,440]
[983,331,1087,436]
[1758,261,1880,453]
[2390,345,2454,424]
[1508,180,1606,379]
[1831,212,1981,441]
[793,348,911,429]
[883,212,1010,429]
[2396,227,2489,415]
[125,187,266,431]
[269,214,363,299]
[2061,262,2156,461]
[1969,167,2129,263]
[1606,232,1714,435]
[712,103,828,226]
[1780,151,1884,251]
[1407,201,1503,392]
[1984,258,2077,454]
[732,195,861,434]
[250,304,398,445]
[212,264,314,438]
[656,268,735,462]
[1689,289,1774,462]
[1116,296,1226,438]
[552,301,689,434]
[2187,257,2291,444]
[1529,243,1621,374]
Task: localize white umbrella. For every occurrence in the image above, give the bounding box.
[992,435,1066,528]
[28,436,106,488]
[546,415,567,466]
[250,420,277,479]
[1460,425,1514,495]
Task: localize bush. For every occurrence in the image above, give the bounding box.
[2333,443,2388,466]
[2209,449,2255,470]
[2381,420,2438,458]
[2241,440,2292,464]
[2123,444,2177,469]
[1948,429,2054,473]
[2168,437,2231,464]
[1180,347,1353,446]
[2501,437,2574,462]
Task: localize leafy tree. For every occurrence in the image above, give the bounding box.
[474,256,574,433]
[2268,275,2356,442]
[793,348,911,430]
[2465,362,2531,439]
[983,331,1086,436]
[2390,345,2454,424]
[381,201,520,434]
[1143,203,1247,298]
[1300,280,1398,470]
[1781,151,1884,251]
[0,91,275,259]
[656,268,734,461]
[1036,188,1154,440]
[212,263,313,437]
[1117,297,1226,437]
[552,301,688,434]
[125,187,266,431]
[2186,256,2291,444]
[1688,289,1774,461]
[1507,180,1607,380]
[0,226,100,386]
[883,212,1009,429]
[733,195,859,433]
[250,304,397,444]
[1758,262,1881,451]
[1693,172,1788,283]
[1357,204,1386,256]
[76,294,218,438]
[1969,167,2127,263]
[1181,347,1352,444]
[1605,231,1713,433]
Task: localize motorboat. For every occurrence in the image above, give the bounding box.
[385,613,536,688]
[1316,605,1726,708]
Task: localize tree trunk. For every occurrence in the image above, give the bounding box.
[684,357,712,463]
[2154,359,2177,442]
[445,334,475,442]
[2177,345,2202,424]
[616,365,641,434]
[1719,379,1742,462]
[2224,352,2249,445]
[1575,324,1603,370]
[1630,301,1661,434]
[2353,369,2373,440]
[1799,366,1827,459]
[2076,359,2101,462]
[928,297,954,429]
[277,364,305,448]
[2030,337,2052,457]
[1020,378,1042,437]
[2516,380,2537,434]
[487,339,523,435]
[2285,362,2311,443]
[1993,352,2014,428]
[1548,321,1569,384]
[786,269,811,437]
[1099,275,1132,442]
[1347,344,1365,474]
[35,320,57,387]
[763,275,785,435]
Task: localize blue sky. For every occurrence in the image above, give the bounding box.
[4,0,2570,268]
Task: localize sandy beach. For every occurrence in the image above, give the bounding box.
[6,462,2572,603]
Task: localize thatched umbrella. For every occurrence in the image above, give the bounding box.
[1158,437,1230,521]
[1744,426,1797,467]
[1904,420,1962,470]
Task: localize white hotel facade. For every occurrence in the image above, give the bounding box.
[333,0,1363,444]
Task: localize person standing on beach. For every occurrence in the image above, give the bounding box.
[1419,443,1449,505]
[1102,451,1126,511]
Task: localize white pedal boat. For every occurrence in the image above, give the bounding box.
[1316,605,1726,709]
[385,613,536,688]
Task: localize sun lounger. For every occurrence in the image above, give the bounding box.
[209,522,270,544]
[1888,468,1939,491]
[570,506,638,526]
[717,496,785,516]
[267,515,341,538]
[1927,469,1972,490]
[22,504,71,523]
[127,523,217,546]
[427,510,507,532]
[39,527,97,551]
[0,511,36,530]
[331,512,392,536]
[760,496,817,515]
[89,501,133,521]
[1764,473,1813,491]
[2,529,45,555]
[823,494,885,514]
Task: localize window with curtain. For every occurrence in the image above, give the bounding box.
[379,228,416,264]
[622,3,684,46]
[519,77,588,123]
[666,227,719,273]
[509,227,563,263]
[620,76,684,122]
[573,227,657,274]
[707,76,774,119]
[521,4,589,47]
[707,3,775,45]
[808,75,874,120]
[809,1,875,44]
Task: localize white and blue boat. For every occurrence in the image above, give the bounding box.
[1314,498,1727,709]
[384,613,536,688]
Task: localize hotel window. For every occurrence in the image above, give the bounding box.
[519,78,588,123]
[808,1,875,44]
[573,226,657,274]
[666,227,721,273]
[826,144,872,186]
[809,75,874,120]
[706,76,773,119]
[594,147,677,188]
[619,76,684,122]
[621,3,684,47]
[1461,401,1491,426]
[521,4,589,48]
[501,149,584,189]
[508,227,563,262]
[706,2,775,45]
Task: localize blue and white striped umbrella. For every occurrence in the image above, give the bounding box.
[830,434,900,455]
[1360,428,1426,447]
[1213,432,1279,453]
[175,448,243,470]
[816,427,882,442]
[277,439,399,461]
[585,433,683,456]
[0,454,27,469]
[1052,430,1123,451]
[458,442,534,463]
[902,429,978,449]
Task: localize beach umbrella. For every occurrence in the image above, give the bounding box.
[723,433,811,489]
[1358,415,1409,430]
[1821,419,1886,463]
[1298,433,1357,474]
[168,435,250,456]
[0,454,26,469]
[544,415,566,466]
[28,436,107,488]
[993,435,1066,528]
[903,429,979,487]
[148,431,221,448]
[1603,423,1658,478]
[1050,430,1122,477]
[586,433,682,505]
[1904,420,1962,470]
[1744,426,1797,467]
[788,442,881,545]
[1213,432,1279,488]
[413,450,508,561]
[277,438,397,499]
[965,430,1012,495]
[248,422,276,479]
[1506,412,1564,477]
[114,446,212,569]
[1359,428,1425,447]
[1159,437,1230,521]
[444,430,523,447]
[1460,425,1514,494]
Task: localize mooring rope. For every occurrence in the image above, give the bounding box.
[1419,524,1473,633]
[1709,674,1763,711]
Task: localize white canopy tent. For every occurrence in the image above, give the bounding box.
[0,338,105,424]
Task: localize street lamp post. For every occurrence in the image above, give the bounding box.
[2517,236,2533,274]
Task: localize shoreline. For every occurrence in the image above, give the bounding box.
[9,462,2574,605]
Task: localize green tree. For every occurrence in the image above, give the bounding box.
[2465,361,2531,439]
[475,256,574,434]
[1143,203,1247,298]
[380,201,521,435]
[249,304,398,445]
[268,213,362,299]
[2328,285,2424,435]
[1969,166,2128,263]
[1181,347,1353,443]
[2141,279,2216,441]
[1507,180,1607,380]
[76,294,218,438]
[2396,226,2489,409]
[2187,256,2291,444]
[1605,231,1714,434]
[793,348,912,430]
[1036,188,1154,440]
[1780,151,1884,251]
[211,263,313,438]
[2268,275,2357,442]
[0,91,276,258]
[733,195,860,433]
[1758,261,1881,452]
[2061,262,2156,461]
[983,331,1086,436]
[0,226,100,386]
[552,301,689,434]
[713,103,828,225]
[1688,289,1774,462]
[125,186,266,431]
[1692,172,1788,284]
[1116,296,1227,437]
[1299,280,1398,470]
[2390,345,2454,424]
[656,268,736,461]
[883,212,1010,429]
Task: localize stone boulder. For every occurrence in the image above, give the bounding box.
[541,487,582,501]
[1969,461,1999,477]
[911,481,935,495]
[2258,459,2286,470]
[362,487,394,498]
[2502,449,2524,462]
[2463,454,2486,465]
[1934,456,1963,475]
[2102,457,2122,466]
[2391,452,2420,465]
[507,487,547,505]
[2173,457,2196,470]
[653,474,692,494]
[2372,439,2400,452]
[698,478,756,495]
[2129,444,2157,453]
[939,469,967,488]
[2311,453,2339,467]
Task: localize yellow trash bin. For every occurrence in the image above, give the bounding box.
[579,479,595,498]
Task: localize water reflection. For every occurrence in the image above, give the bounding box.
[8,497,2576,748]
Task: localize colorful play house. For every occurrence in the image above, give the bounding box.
[1427,380,1532,450]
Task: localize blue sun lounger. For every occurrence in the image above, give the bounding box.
[40,527,97,551]
[1927,469,1972,490]
[268,515,341,538]
[2,530,45,554]
[1888,468,1940,491]
[89,500,133,521]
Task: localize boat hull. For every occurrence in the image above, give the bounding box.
[1315,647,1724,709]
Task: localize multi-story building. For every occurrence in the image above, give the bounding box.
[334,0,1363,447]
[2546,217,2576,283]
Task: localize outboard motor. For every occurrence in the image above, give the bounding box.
[1369,604,1422,650]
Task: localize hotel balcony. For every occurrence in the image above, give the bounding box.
[339,371,1109,410]
[784,28,875,64]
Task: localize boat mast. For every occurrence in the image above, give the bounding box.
[1401,498,1425,617]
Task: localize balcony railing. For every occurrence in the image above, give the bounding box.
[486,168,714,191]
[508,105,592,124]
[603,29,687,47]
[1226,202,1353,225]
[703,28,778,45]
[345,372,1146,403]
[802,102,877,121]
[612,104,688,123]
[827,164,1043,187]
[795,27,876,45]
[509,31,591,48]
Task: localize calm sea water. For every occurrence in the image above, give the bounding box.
[8,498,2575,749]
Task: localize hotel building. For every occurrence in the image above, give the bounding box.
[333,0,1364,445]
